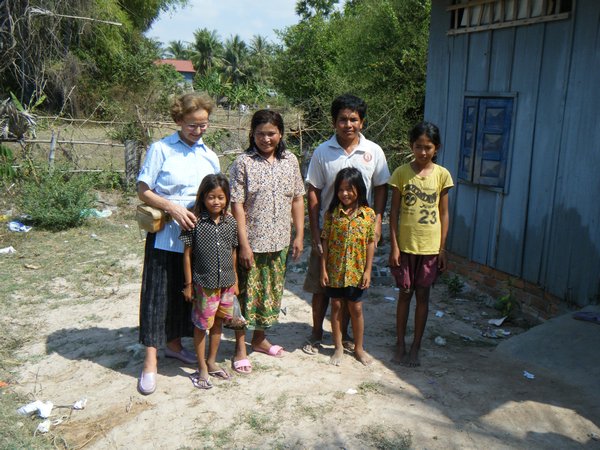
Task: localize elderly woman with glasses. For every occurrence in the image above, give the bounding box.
[136,92,220,395]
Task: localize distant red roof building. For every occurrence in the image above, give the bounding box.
[154,59,195,84]
[154,59,195,73]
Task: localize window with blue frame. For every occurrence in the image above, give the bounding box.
[459,96,513,189]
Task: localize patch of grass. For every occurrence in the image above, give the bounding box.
[356,424,412,450]
[242,411,278,434]
[296,404,321,421]
[0,388,54,449]
[274,392,289,410]
[0,207,142,309]
[83,314,102,322]
[195,428,230,448]
[0,191,142,447]
[357,381,384,395]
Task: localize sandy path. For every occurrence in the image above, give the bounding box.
[14,253,600,449]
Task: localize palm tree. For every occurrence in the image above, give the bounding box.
[165,40,191,59]
[249,34,272,83]
[222,34,248,85]
[191,28,223,75]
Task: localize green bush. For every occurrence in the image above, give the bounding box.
[0,144,16,180]
[89,170,124,191]
[19,169,96,230]
[445,274,465,297]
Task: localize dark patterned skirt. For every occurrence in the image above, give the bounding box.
[139,232,193,347]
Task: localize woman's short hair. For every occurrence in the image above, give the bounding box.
[170,92,215,122]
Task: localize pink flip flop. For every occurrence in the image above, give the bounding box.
[253,345,285,358]
[231,358,252,374]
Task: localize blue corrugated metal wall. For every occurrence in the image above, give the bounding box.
[426,0,600,306]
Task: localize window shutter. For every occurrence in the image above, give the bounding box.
[459,97,478,181]
[473,98,513,188]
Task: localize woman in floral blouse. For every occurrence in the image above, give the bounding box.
[229,110,305,373]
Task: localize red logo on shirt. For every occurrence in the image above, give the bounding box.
[363,152,373,163]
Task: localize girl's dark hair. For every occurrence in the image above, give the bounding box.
[409,121,442,147]
[193,173,230,217]
[246,109,286,159]
[328,167,369,213]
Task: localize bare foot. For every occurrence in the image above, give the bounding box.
[329,348,344,366]
[391,345,406,364]
[206,361,222,374]
[196,367,210,381]
[354,349,372,366]
[403,347,421,367]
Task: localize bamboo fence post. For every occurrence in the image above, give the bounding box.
[48,130,57,171]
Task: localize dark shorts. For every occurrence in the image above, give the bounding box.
[390,252,438,291]
[303,245,326,295]
[325,286,364,301]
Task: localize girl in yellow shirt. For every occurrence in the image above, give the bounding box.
[320,167,376,366]
[388,122,454,367]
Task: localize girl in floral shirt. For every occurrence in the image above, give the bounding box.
[320,167,375,366]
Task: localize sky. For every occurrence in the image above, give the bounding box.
[146,0,300,47]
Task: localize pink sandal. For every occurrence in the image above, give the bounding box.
[231,358,252,374]
[252,345,285,358]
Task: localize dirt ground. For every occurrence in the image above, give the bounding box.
[7,201,600,449]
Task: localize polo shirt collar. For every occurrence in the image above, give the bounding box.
[327,133,366,153]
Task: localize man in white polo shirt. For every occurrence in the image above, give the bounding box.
[303,94,390,356]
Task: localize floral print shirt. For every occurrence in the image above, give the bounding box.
[321,205,375,288]
[229,148,305,253]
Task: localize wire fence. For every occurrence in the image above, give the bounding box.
[1,107,332,186]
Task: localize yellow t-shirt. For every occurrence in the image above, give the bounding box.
[388,163,454,255]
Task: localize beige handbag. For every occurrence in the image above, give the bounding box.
[135,203,171,233]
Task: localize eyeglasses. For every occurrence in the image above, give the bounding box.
[184,122,209,130]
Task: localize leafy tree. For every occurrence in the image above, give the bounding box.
[272,14,341,121]
[118,0,188,31]
[274,0,430,164]
[165,40,192,59]
[191,28,223,75]
[0,0,188,116]
[194,68,228,100]
[248,35,274,84]
[296,0,340,20]
[222,35,249,85]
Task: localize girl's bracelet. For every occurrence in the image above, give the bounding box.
[183,282,193,287]
[439,249,446,253]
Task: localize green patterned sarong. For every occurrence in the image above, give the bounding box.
[238,248,288,330]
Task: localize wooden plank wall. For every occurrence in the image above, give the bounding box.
[426,0,600,306]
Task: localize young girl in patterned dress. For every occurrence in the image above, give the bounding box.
[320,167,375,366]
[180,174,239,389]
